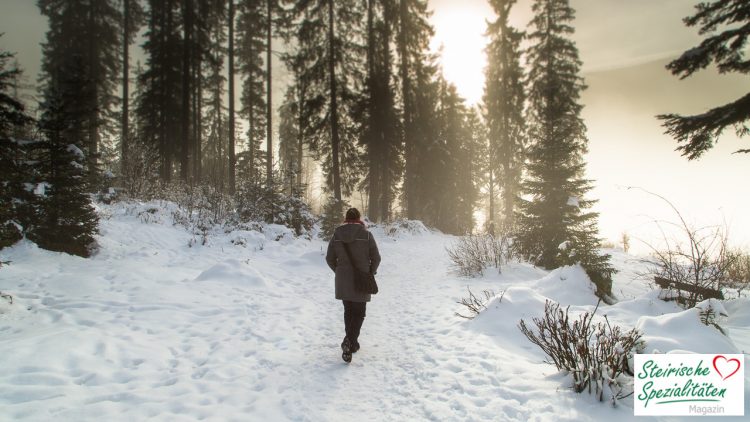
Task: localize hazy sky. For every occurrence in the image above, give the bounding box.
[1,0,748,250]
[430,0,749,251]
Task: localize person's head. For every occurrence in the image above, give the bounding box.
[345,208,361,221]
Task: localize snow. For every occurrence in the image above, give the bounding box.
[0,201,748,421]
[66,144,84,159]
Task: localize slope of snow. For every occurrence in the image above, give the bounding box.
[0,201,747,421]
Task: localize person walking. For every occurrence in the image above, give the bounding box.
[325,208,381,363]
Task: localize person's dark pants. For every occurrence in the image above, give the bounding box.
[343,300,366,346]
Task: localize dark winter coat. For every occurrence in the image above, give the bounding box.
[326,223,381,302]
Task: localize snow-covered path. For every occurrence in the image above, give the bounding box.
[1,202,748,421]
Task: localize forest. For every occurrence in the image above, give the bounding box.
[1,0,749,296]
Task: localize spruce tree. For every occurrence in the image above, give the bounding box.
[483,0,525,229]
[121,0,146,177]
[278,87,300,195]
[658,0,750,159]
[397,0,433,220]
[32,61,99,257]
[288,0,366,200]
[516,0,613,297]
[430,78,476,234]
[236,0,268,185]
[38,0,122,184]
[361,0,400,222]
[0,44,35,249]
[138,0,183,181]
[203,0,229,189]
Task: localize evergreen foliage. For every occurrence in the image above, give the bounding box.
[278,87,300,195]
[483,0,526,228]
[319,196,349,239]
[38,0,123,182]
[33,80,99,257]
[236,0,268,185]
[137,0,184,182]
[287,0,366,200]
[410,74,479,235]
[397,0,433,220]
[657,0,750,159]
[515,0,613,297]
[0,46,34,248]
[361,0,401,223]
[202,0,229,190]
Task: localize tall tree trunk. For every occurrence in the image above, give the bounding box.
[266,0,273,188]
[381,0,393,221]
[399,0,415,219]
[88,0,99,181]
[163,0,174,182]
[328,0,342,200]
[193,54,202,181]
[366,0,380,220]
[228,0,236,193]
[489,168,495,225]
[296,80,305,195]
[181,0,193,182]
[122,0,130,174]
[217,69,224,191]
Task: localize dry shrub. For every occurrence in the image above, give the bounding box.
[519,301,644,406]
[455,287,504,319]
[447,233,514,277]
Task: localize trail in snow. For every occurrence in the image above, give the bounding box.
[0,202,748,421]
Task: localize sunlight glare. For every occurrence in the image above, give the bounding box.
[430,5,490,105]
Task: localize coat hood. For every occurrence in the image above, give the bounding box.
[335,223,366,243]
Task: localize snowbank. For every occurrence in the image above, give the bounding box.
[530,265,599,306]
[636,306,740,355]
[194,259,266,287]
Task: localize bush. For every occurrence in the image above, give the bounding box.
[124,180,316,243]
[636,189,732,308]
[235,181,315,237]
[519,301,644,405]
[118,138,159,199]
[455,287,504,319]
[696,299,728,335]
[447,233,514,277]
[724,248,750,295]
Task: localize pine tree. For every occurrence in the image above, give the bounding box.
[516,0,613,297]
[121,0,146,177]
[138,0,184,182]
[658,0,750,159]
[361,0,400,222]
[288,0,366,200]
[237,0,268,186]
[429,77,476,234]
[203,0,229,189]
[32,60,99,257]
[407,48,440,221]
[278,86,299,195]
[397,0,433,220]
[483,0,525,229]
[38,0,123,184]
[0,44,35,249]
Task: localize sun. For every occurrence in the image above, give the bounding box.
[429,3,492,105]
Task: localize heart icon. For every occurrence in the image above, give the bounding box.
[713,355,741,381]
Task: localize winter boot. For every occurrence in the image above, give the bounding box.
[341,337,352,363]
